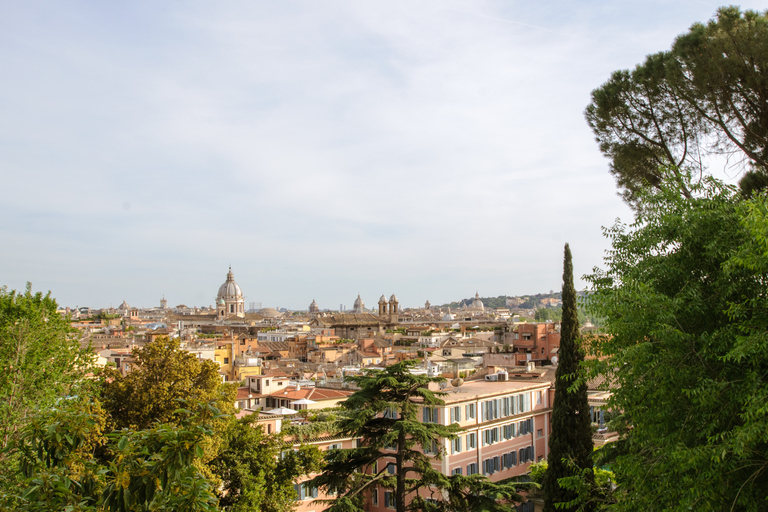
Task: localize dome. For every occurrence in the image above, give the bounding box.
[470,292,484,310]
[258,307,283,318]
[379,295,387,303]
[118,300,130,309]
[217,298,225,305]
[354,294,364,309]
[389,294,398,303]
[217,267,243,300]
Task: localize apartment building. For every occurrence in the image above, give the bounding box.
[289,369,553,511]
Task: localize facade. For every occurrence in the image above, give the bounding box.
[501,323,561,365]
[291,368,554,511]
[366,373,551,512]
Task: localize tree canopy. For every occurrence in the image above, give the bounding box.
[0,285,92,477]
[584,173,768,510]
[99,336,235,431]
[586,6,768,206]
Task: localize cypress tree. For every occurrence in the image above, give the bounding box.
[542,243,593,512]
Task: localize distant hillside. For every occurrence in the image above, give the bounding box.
[438,292,562,310]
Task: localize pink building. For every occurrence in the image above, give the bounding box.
[292,369,553,511]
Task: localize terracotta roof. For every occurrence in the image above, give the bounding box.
[236,387,253,400]
[258,341,290,351]
[314,313,383,327]
[267,386,353,401]
[262,369,289,377]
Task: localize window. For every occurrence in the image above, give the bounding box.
[424,440,438,455]
[372,488,378,506]
[328,443,341,450]
[383,406,398,419]
[467,462,479,475]
[518,446,535,464]
[451,437,462,454]
[223,357,229,364]
[482,456,501,475]
[294,483,318,500]
[537,390,543,404]
[537,429,543,438]
[387,463,396,474]
[467,432,477,449]
[466,403,476,420]
[483,427,499,446]
[385,491,396,509]
[422,407,439,424]
[452,467,462,476]
[450,406,461,423]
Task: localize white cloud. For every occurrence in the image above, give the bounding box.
[2,0,762,307]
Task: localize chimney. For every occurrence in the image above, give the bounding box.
[526,361,535,372]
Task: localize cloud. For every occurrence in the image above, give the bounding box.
[2,0,762,308]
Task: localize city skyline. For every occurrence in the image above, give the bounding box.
[3,1,762,309]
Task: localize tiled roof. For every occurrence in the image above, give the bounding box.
[268,386,353,401]
[314,313,383,326]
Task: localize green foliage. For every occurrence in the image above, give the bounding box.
[281,420,342,443]
[554,459,616,512]
[543,245,593,512]
[310,360,525,512]
[528,460,548,484]
[8,398,221,512]
[585,174,768,510]
[210,415,323,512]
[99,336,236,431]
[0,284,93,476]
[586,7,768,207]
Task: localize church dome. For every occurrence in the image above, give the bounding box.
[258,307,283,318]
[379,295,387,303]
[217,267,243,300]
[471,292,484,310]
[353,294,364,309]
[389,294,398,303]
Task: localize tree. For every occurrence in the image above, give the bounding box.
[542,244,593,512]
[586,7,768,207]
[584,174,768,510]
[99,336,235,431]
[0,285,92,472]
[8,396,222,512]
[210,415,323,512]
[310,360,524,512]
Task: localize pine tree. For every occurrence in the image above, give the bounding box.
[542,244,593,512]
[310,360,524,512]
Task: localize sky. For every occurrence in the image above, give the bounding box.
[1,1,764,310]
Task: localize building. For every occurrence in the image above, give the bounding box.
[216,267,245,319]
